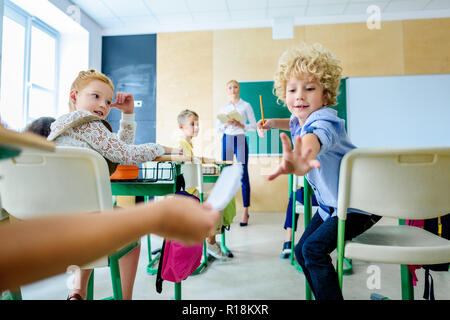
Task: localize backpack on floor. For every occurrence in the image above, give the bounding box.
[155,190,203,293]
[406,213,450,300]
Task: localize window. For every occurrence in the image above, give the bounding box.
[0,1,59,131]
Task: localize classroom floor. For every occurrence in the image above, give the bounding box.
[18,211,450,300]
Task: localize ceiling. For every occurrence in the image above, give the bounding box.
[70,0,450,35]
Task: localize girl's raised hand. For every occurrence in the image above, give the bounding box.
[267,133,321,181]
[111,92,134,114]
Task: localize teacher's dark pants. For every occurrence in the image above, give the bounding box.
[222,134,250,207]
[284,188,318,231]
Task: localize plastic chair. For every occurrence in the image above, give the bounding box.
[336,147,450,300]
[0,146,139,300]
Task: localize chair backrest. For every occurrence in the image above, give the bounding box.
[142,161,203,192]
[337,147,450,220]
[180,163,202,191]
[0,146,113,220]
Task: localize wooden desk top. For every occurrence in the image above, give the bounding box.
[213,160,234,165]
[153,154,193,162]
[0,126,235,166]
[197,157,232,165]
[153,154,234,165]
[0,125,55,152]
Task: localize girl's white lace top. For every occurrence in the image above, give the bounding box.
[47,110,164,164]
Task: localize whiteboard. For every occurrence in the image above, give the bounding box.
[347,74,450,148]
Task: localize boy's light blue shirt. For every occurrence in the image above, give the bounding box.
[289,107,369,221]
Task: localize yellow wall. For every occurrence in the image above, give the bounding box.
[156,18,450,213]
[156,31,214,157]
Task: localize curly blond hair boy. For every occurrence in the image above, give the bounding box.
[257,42,381,300]
[273,42,342,107]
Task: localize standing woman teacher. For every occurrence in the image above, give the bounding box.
[217,80,257,226]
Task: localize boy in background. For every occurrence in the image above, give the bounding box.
[177,109,227,260]
[177,109,200,196]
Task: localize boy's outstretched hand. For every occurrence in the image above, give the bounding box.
[111,92,134,114]
[268,132,321,181]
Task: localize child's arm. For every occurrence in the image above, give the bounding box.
[256,118,290,138]
[268,132,321,180]
[112,92,136,145]
[0,196,220,291]
[163,146,184,154]
[77,121,183,162]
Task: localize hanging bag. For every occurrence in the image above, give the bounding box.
[405,214,450,300]
[222,197,236,227]
[155,189,203,293]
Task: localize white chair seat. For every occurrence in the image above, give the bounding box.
[345,225,450,265]
[0,147,120,268]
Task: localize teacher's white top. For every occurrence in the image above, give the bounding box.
[217,99,257,136]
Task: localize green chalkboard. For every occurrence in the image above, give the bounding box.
[240,79,347,155]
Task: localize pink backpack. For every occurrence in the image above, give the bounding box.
[405,216,450,300]
[160,240,202,283]
[405,219,425,286]
[155,190,203,293]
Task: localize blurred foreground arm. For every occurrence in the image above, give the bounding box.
[0,196,219,291]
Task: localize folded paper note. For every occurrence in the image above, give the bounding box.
[206,164,243,211]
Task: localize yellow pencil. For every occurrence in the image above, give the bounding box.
[259,94,265,125]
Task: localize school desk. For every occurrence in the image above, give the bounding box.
[110,156,234,269]
[110,157,233,299]
[0,125,55,159]
[110,155,187,280]
[110,156,188,300]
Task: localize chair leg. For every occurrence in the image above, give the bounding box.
[290,175,296,267]
[343,258,353,275]
[303,176,314,300]
[337,219,346,291]
[86,271,94,300]
[174,282,182,300]
[147,234,155,265]
[400,265,414,300]
[2,288,22,300]
[109,257,124,300]
[220,228,233,258]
